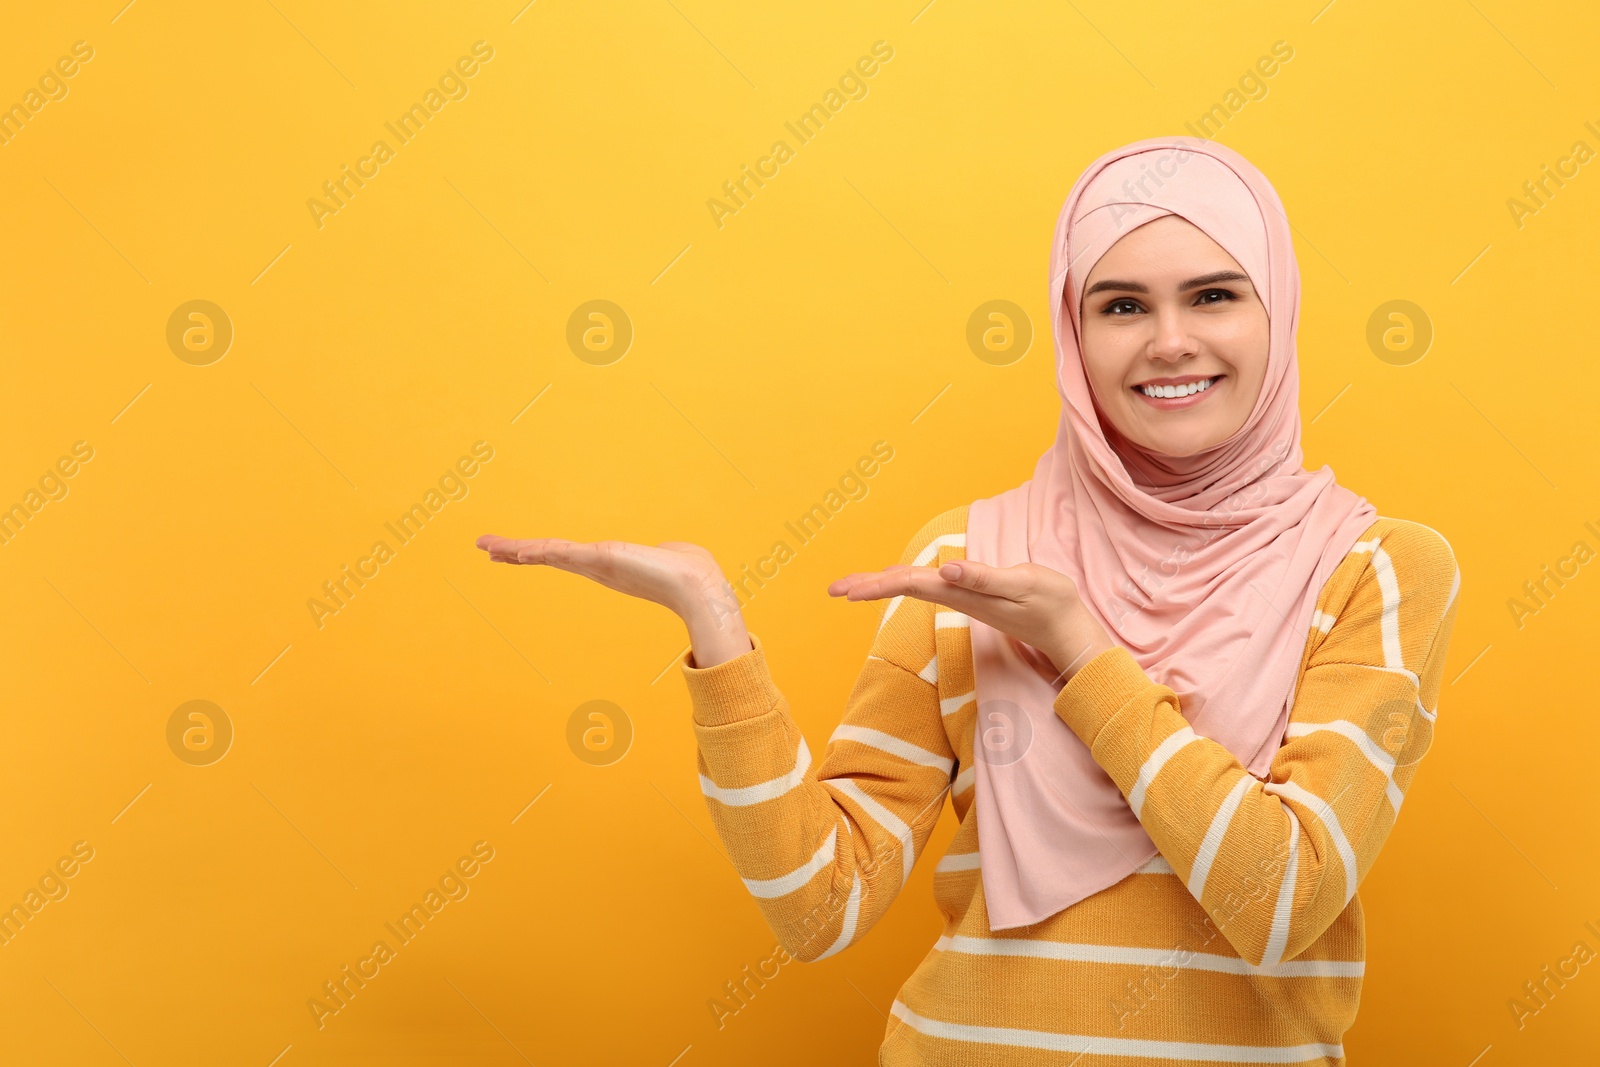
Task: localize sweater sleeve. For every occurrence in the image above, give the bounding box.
[679,509,963,963]
[1051,521,1461,966]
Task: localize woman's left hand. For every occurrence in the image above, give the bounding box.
[827,559,1118,685]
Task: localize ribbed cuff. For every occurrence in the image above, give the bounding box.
[1052,645,1153,747]
[679,630,783,727]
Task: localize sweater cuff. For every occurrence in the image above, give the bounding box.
[1052,645,1154,747]
[680,631,782,727]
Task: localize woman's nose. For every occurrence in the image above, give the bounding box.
[1147,307,1197,360]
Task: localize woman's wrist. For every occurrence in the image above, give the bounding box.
[678,574,752,669]
[1044,601,1118,684]
[1048,633,1117,683]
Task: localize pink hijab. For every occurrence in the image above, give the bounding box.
[966,135,1377,932]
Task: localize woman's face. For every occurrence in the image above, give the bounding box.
[1078,215,1269,458]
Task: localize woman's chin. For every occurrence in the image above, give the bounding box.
[1131,424,1228,459]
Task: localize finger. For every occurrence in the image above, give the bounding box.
[826,571,878,597]
[826,565,912,598]
[932,559,1031,601]
[476,534,512,554]
[511,538,587,568]
[477,535,529,564]
[478,534,541,551]
[477,536,582,568]
[833,565,1000,617]
[829,566,947,600]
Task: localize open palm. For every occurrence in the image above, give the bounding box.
[474,534,727,617]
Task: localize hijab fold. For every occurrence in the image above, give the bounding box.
[966,136,1377,931]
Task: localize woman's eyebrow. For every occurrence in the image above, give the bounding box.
[1082,270,1252,298]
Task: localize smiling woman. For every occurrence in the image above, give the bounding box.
[1079,218,1269,459]
[475,135,1461,1066]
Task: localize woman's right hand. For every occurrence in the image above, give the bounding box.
[474,535,753,667]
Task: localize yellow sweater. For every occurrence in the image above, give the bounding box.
[680,504,1460,1065]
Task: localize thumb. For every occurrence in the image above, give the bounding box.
[938,559,1017,597]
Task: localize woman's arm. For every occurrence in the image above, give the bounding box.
[1052,521,1461,966]
[681,510,963,962]
[476,515,962,960]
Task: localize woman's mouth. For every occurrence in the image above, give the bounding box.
[1131,375,1224,410]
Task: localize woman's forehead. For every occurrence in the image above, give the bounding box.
[1064,149,1272,311]
[1085,216,1245,276]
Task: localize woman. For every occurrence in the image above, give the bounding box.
[477,136,1460,1065]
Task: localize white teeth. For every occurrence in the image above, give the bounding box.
[1139,377,1216,399]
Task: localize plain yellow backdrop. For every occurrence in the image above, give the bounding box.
[1,1,1596,1064]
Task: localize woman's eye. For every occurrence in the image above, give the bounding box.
[1196,288,1238,305]
[1104,299,1141,315]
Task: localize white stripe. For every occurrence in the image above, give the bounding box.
[1372,515,1460,700]
[935,610,970,630]
[1187,776,1254,900]
[918,654,938,685]
[952,764,974,796]
[812,871,862,961]
[1286,721,1394,774]
[829,724,954,775]
[700,737,811,807]
[1264,780,1358,905]
[934,934,1363,977]
[1261,808,1301,967]
[825,779,916,885]
[877,531,964,634]
[1386,515,1460,617]
[1136,854,1175,875]
[1310,610,1336,633]
[940,690,975,717]
[742,826,835,898]
[1128,726,1200,817]
[935,850,981,873]
[912,533,965,566]
[1370,544,1403,669]
[1350,538,1380,554]
[888,1000,1344,1062]
[1285,721,1404,812]
[1343,661,1419,687]
[875,594,908,634]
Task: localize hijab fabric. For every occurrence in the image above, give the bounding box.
[966,135,1377,931]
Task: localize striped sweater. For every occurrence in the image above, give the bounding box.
[680,504,1461,1065]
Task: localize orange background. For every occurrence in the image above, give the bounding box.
[0,1,1596,1064]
